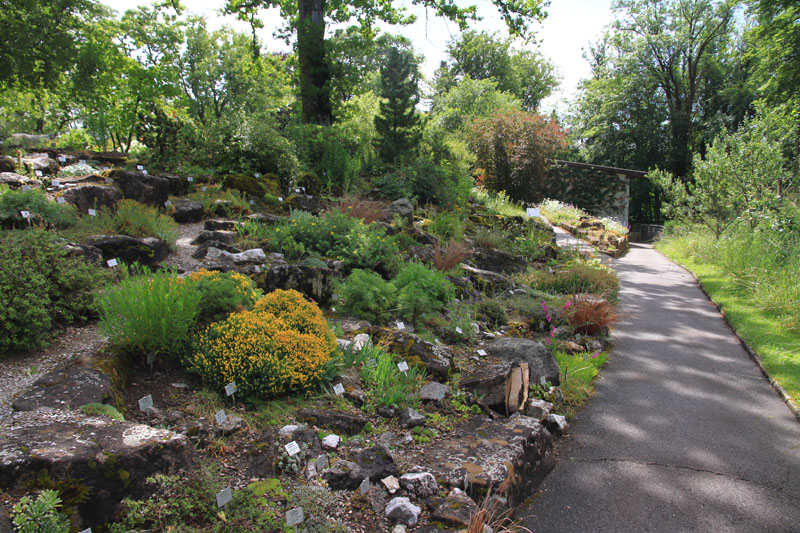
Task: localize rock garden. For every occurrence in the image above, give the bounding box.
[0,149,620,532]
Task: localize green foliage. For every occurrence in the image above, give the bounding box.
[518,259,619,299]
[109,463,281,532]
[394,262,456,323]
[554,349,608,419]
[0,229,109,354]
[56,128,95,150]
[478,299,508,327]
[335,269,397,324]
[245,210,400,277]
[186,269,262,324]
[470,188,526,217]
[468,109,568,203]
[374,47,422,166]
[651,112,788,238]
[11,490,70,533]
[99,265,201,358]
[428,211,464,241]
[62,199,180,248]
[0,188,77,229]
[188,187,251,218]
[444,301,477,343]
[359,345,425,409]
[80,403,125,421]
[288,485,351,533]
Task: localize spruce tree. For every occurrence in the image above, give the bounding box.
[374,47,421,165]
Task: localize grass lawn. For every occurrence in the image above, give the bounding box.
[657,240,800,408]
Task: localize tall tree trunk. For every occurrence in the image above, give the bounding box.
[297,0,332,126]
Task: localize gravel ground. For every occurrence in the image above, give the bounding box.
[162,221,204,274]
[0,324,105,426]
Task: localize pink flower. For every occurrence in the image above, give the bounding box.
[592,351,600,359]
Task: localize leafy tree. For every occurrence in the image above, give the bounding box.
[650,112,788,238]
[467,109,568,202]
[226,0,548,126]
[374,47,421,165]
[434,30,558,110]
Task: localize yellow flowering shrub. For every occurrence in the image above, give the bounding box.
[186,269,262,323]
[191,290,336,398]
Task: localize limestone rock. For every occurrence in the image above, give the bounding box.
[170,199,203,223]
[0,409,196,528]
[354,445,398,481]
[0,172,38,189]
[471,247,528,275]
[324,460,363,490]
[398,408,426,429]
[279,424,300,437]
[88,235,168,267]
[22,155,58,176]
[257,262,341,303]
[322,434,341,450]
[286,194,320,213]
[216,414,245,435]
[388,198,414,223]
[428,488,479,528]
[415,415,554,506]
[109,169,170,206]
[460,361,516,414]
[367,327,453,381]
[382,475,400,494]
[385,497,421,526]
[296,408,367,436]
[526,399,553,422]
[192,230,236,245]
[400,472,438,498]
[12,358,114,412]
[0,155,16,172]
[204,219,239,231]
[419,381,449,402]
[487,337,560,386]
[545,414,568,435]
[62,185,121,212]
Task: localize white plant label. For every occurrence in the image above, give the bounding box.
[164,200,172,207]
[105,177,113,183]
[540,376,547,386]
[215,410,227,425]
[316,454,327,471]
[146,351,156,364]
[88,209,96,217]
[225,382,237,396]
[57,197,66,204]
[187,176,194,182]
[526,207,541,218]
[249,200,254,205]
[136,165,144,170]
[19,210,30,219]
[106,258,118,268]
[477,349,488,356]
[202,186,208,191]
[396,321,405,330]
[142,170,147,175]
[285,441,301,456]
[254,172,261,177]
[138,394,153,412]
[79,529,91,533]
[34,170,42,177]
[278,196,283,202]
[331,307,336,312]
[455,327,463,334]
[51,179,60,186]
[58,156,66,163]
[359,477,370,495]
[295,188,301,193]
[397,361,409,373]
[79,159,86,165]
[21,185,31,191]
[216,488,232,508]
[286,507,304,527]
[333,383,345,396]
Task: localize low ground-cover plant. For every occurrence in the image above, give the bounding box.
[11,489,70,533]
[63,199,180,248]
[0,188,77,228]
[80,403,125,421]
[0,229,109,353]
[394,262,456,324]
[554,348,608,419]
[335,269,397,323]
[470,188,526,217]
[428,211,465,241]
[187,187,251,218]
[99,265,201,359]
[359,343,425,409]
[191,290,336,400]
[517,258,619,299]
[186,269,262,323]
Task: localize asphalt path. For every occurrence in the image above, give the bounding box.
[519,232,800,532]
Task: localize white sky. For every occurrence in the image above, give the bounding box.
[100,0,615,113]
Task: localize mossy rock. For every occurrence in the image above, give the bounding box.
[223,174,267,197]
[297,172,321,196]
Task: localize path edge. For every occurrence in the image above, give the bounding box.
[654,248,800,421]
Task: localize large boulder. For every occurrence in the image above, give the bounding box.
[427,488,478,528]
[88,235,169,267]
[192,230,236,246]
[0,172,38,189]
[416,415,554,506]
[286,194,320,214]
[366,328,454,381]
[62,185,121,212]
[170,199,203,223]
[22,155,58,176]
[199,247,265,274]
[109,169,170,206]
[388,198,414,223]
[295,408,368,436]
[0,156,16,172]
[3,133,54,149]
[257,262,341,303]
[470,247,528,275]
[487,337,560,386]
[0,409,197,528]
[324,445,398,490]
[12,358,115,412]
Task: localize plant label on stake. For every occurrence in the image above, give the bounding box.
[146,351,156,371]
[526,207,540,218]
[216,487,232,508]
[136,165,144,171]
[187,176,194,182]
[333,383,345,396]
[286,507,304,530]
[202,186,208,192]
[215,409,227,425]
[224,382,237,404]
[278,197,283,202]
[138,394,153,423]
[396,321,405,330]
[254,172,261,178]
[58,156,66,163]
[79,529,91,533]
[106,258,118,268]
[540,376,546,387]
[477,349,487,356]
[164,200,172,207]
[21,185,31,191]
[455,327,463,334]
[397,361,409,375]
[359,477,370,495]
[142,169,148,175]
[285,441,301,456]
[88,209,96,217]
[57,197,66,204]
[34,170,42,177]
[316,454,327,471]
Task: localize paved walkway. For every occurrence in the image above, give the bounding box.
[519,237,800,532]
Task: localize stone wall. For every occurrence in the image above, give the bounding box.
[545,164,630,226]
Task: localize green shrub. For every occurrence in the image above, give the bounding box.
[186,269,262,323]
[187,187,251,218]
[336,269,397,323]
[99,265,201,358]
[0,188,77,229]
[56,128,95,150]
[191,290,337,399]
[11,490,70,533]
[445,301,477,343]
[80,403,125,421]
[63,200,180,248]
[428,211,464,241]
[360,345,425,409]
[518,259,619,298]
[374,168,413,200]
[478,299,508,326]
[394,262,456,323]
[0,229,109,353]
